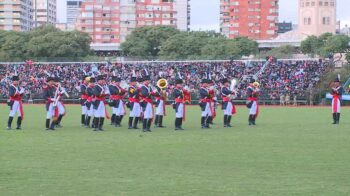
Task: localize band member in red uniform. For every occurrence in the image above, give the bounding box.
[207,78,217,125]
[140,71,154,132]
[246,79,260,125]
[54,77,68,128]
[173,73,190,130]
[109,76,126,127]
[128,71,141,129]
[43,77,57,130]
[199,74,212,129]
[93,75,109,131]
[80,75,89,126]
[7,75,25,130]
[85,77,95,128]
[330,78,343,124]
[154,79,167,128]
[221,78,236,127]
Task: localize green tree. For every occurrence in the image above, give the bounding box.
[319,35,350,58]
[259,45,296,59]
[232,36,258,56]
[121,26,180,58]
[300,35,321,57]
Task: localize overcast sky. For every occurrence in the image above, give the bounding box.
[57,0,350,30]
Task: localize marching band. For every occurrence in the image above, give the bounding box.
[5,68,347,131]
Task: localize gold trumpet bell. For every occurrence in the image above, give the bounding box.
[157,78,168,89]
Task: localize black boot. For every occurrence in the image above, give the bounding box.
[159,116,165,128]
[7,116,13,130]
[227,116,232,127]
[93,118,99,131]
[128,117,134,129]
[154,115,159,127]
[179,118,184,130]
[56,115,63,128]
[223,115,228,127]
[133,117,139,129]
[99,118,105,131]
[337,113,340,124]
[252,115,256,125]
[201,117,206,129]
[119,115,124,127]
[111,114,116,125]
[85,116,91,128]
[81,115,85,126]
[332,113,337,124]
[142,119,148,132]
[50,121,56,130]
[206,116,212,128]
[174,118,179,130]
[92,117,97,128]
[114,116,120,127]
[46,119,50,130]
[249,115,253,125]
[16,117,22,130]
[147,119,152,132]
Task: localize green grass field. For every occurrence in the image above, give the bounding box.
[1,105,350,195]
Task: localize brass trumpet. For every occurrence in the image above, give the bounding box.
[157,78,168,90]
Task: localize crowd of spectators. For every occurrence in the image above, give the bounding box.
[0,59,329,103]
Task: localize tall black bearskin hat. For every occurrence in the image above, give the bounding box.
[12,75,19,81]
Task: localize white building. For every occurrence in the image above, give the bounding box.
[0,0,33,31]
[67,0,82,29]
[298,0,337,36]
[175,0,190,31]
[33,0,57,27]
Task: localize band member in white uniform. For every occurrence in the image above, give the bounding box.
[246,79,260,125]
[7,75,25,130]
[109,76,126,127]
[43,77,57,130]
[80,75,89,126]
[173,74,190,131]
[330,78,343,124]
[140,73,154,132]
[92,75,109,131]
[199,75,212,129]
[221,78,236,128]
[128,72,141,129]
[85,77,95,128]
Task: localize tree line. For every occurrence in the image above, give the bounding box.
[0,26,92,62]
[121,26,258,60]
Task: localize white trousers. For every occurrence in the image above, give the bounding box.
[249,101,258,115]
[82,106,87,115]
[94,102,106,118]
[113,100,125,116]
[143,103,153,119]
[176,103,184,118]
[201,102,212,117]
[46,103,54,119]
[57,101,65,115]
[155,100,164,115]
[224,102,233,116]
[332,98,341,113]
[130,102,141,117]
[9,101,22,117]
[87,104,94,117]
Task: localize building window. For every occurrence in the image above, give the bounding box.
[322,17,331,25]
[304,17,311,25]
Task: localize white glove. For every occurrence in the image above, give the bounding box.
[50,98,55,102]
[19,89,25,94]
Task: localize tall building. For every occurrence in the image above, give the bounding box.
[0,0,33,31]
[33,0,57,27]
[298,0,336,36]
[175,0,191,31]
[76,0,182,47]
[220,0,279,40]
[67,0,82,28]
[75,0,121,44]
